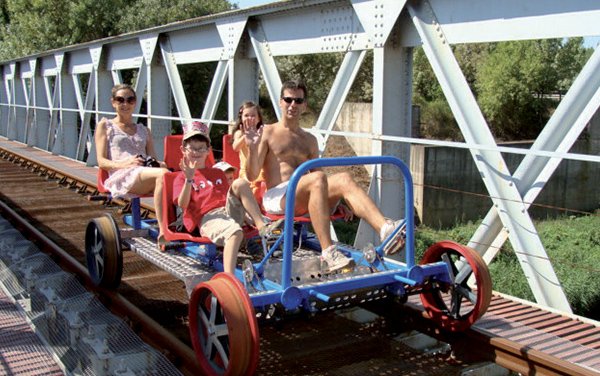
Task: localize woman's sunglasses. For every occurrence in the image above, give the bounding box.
[114,96,136,104]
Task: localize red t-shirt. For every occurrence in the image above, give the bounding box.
[173,168,230,233]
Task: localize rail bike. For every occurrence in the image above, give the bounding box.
[84,150,492,376]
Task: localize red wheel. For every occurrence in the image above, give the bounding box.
[420,241,492,332]
[189,273,260,376]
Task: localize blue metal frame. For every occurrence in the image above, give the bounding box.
[117,156,453,313]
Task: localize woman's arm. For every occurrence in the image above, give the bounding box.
[94,118,118,170]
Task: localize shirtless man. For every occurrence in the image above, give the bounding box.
[246,80,404,272]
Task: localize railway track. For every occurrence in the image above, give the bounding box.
[0,141,599,375]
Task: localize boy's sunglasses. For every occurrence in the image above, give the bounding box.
[114,96,136,104]
[281,96,305,104]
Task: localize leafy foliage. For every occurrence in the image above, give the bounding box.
[115,0,231,33]
[413,39,591,141]
[0,0,127,59]
[0,0,232,61]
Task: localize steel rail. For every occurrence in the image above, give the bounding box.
[0,147,154,213]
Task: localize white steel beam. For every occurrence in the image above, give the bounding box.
[166,26,226,64]
[160,36,192,122]
[248,21,282,120]
[32,72,51,150]
[228,53,259,121]
[201,60,229,130]
[13,70,26,143]
[38,76,57,150]
[53,62,78,158]
[21,72,33,146]
[355,42,412,249]
[0,69,7,136]
[75,71,96,161]
[407,0,571,312]
[47,55,64,151]
[399,0,600,47]
[6,73,17,141]
[315,50,366,146]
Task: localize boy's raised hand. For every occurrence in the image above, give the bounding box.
[180,156,201,179]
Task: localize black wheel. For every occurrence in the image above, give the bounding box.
[85,214,122,288]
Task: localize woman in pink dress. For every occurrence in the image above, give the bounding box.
[94,84,168,246]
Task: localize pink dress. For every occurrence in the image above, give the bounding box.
[103,120,152,197]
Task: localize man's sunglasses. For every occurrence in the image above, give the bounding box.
[281,96,305,104]
[114,96,136,104]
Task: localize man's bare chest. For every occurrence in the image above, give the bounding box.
[270,134,312,164]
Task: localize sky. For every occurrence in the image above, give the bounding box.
[234,0,272,9]
[233,0,599,49]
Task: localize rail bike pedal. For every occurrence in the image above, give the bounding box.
[158,241,187,252]
[382,223,407,256]
[320,260,356,275]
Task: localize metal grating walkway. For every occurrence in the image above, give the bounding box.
[0,287,64,376]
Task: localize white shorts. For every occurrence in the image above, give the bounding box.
[262,181,289,215]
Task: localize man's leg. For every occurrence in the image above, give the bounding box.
[326,172,387,233]
[327,172,406,255]
[293,171,334,249]
[294,171,354,271]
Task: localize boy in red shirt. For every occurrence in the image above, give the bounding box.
[172,121,280,274]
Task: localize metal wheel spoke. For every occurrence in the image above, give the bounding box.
[456,285,476,304]
[204,336,215,358]
[212,339,230,369]
[93,245,104,268]
[450,289,463,317]
[199,308,211,329]
[441,253,456,282]
[454,261,472,285]
[214,323,229,337]
[209,295,218,324]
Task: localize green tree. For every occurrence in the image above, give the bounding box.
[0,0,233,61]
[475,39,588,140]
[115,0,231,32]
[0,0,127,61]
[413,39,590,141]
[555,37,591,93]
